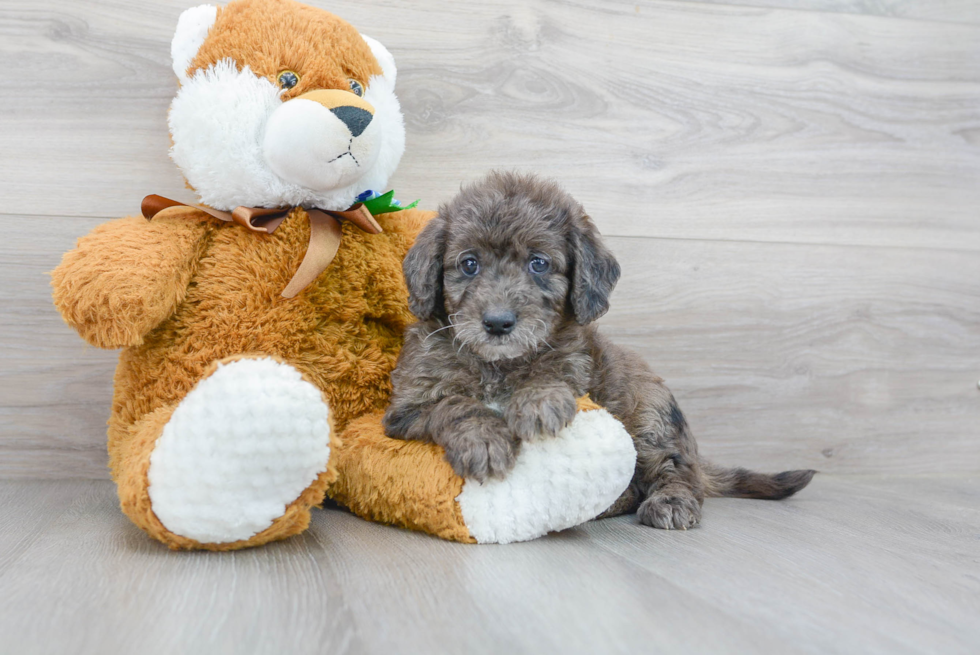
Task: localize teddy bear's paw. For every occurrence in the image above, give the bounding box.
[147,357,331,544]
[455,408,636,544]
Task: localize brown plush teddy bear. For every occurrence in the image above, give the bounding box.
[51,0,636,550]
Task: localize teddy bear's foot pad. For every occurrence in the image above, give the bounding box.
[456,408,636,544]
[147,357,331,544]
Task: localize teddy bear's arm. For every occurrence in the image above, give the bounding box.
[51,210,211,348]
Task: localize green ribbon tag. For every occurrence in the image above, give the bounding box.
[361,190,420,216]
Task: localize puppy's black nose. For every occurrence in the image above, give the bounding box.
[482,310,516,336]
[330,105,373,137]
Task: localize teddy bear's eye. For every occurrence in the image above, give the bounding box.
[348,79,364,97]
[277,70,299,90]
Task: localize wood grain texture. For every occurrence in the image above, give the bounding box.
[0,216,115,479]
[1,0,978,249]
[678,0,980,25]
[600,235,980,475]
[1,0,979,478]
[0,476,977,654]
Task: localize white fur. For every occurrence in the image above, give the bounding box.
[147,358,331,544]
[168,34,405,211]
[348,61,406,199]
[263,99,383,192]
[457,409,637,544]
[171,5,217,83]
[361,35,396,83]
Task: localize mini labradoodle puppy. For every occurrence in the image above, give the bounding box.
[383,172,814,529]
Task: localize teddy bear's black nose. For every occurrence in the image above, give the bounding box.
[330,106,372,137]
[483,310,516,336]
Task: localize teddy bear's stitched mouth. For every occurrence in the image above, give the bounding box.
[325,137,360,167]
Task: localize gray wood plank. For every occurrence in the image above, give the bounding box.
[315,503,800,655]
[673,0,980,25]
[0,215,116,479]
[599,235,980,476]
[587,474,980,655]
[0,480,800,655]
[0,476,976,654]
[5,214,977,478]
[1,0,978,250]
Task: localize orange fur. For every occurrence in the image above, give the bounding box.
[103,207,428,458]
[49,0,455,550]
[189,0,382,100]
[51,209,212,348]
[332,411,475,543]
[52,199,442,548]
[51,0,458,550]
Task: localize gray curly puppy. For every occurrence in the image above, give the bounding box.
[383,171,814,529]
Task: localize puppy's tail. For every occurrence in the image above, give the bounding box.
[701,460,816,500]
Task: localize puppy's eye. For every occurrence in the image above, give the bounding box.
[277,70,300,90]
[529,256,550,274]
[349,79,364,97]
[459,257,480,277]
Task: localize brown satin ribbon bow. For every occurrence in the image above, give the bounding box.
[141,194,383,298]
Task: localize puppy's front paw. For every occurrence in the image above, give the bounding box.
[637,493,702,530]
[506,385,577,441]
[442,418,519,483]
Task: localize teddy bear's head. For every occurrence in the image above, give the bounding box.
[168,0,405,212]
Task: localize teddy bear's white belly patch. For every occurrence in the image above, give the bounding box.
[147,357,331,544]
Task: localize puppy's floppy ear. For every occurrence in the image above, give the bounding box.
[569,214,621,324]
[403,215,448,320]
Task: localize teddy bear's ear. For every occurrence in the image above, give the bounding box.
[171,4,218,83]
[360,34,397,83]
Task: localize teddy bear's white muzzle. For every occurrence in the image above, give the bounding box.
[263,98,383,192]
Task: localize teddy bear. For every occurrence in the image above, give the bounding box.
[51,0,636,550]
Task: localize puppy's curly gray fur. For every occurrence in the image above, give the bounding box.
[384,171,815,527]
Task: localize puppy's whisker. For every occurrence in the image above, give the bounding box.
[528,318,555,351]
[423,312,469,349]
[451,320,479,356]
[422,323,456,345]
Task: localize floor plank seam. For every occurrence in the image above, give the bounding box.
[6,210,979,255]
[659,0,980,29]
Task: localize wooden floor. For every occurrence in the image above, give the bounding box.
[0,475,977,654]
[1,0,978,653]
